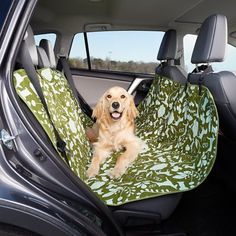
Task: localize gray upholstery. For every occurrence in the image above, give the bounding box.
[191,14,227,64]
[157,30,177,60]
[156,29,186,84]
[39,39,56,68]
[24,26,38,66]
[189,14,236,140]
[37,46,51,68]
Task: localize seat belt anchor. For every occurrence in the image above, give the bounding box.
[0,129,17,150]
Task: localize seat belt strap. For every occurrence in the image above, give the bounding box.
[18,41,70,166]
[57,56,93,119]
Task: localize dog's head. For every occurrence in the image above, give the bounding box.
[92,86,138,123]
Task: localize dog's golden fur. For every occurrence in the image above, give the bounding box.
[86,86,142,178]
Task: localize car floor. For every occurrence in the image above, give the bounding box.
[162,136,236,236]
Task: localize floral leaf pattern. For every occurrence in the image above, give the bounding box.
[13,68,218,206]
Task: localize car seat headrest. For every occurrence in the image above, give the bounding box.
[40,39,56,68]
[23,26,38,66]
[191,14,227,64]
[157,29,177,61]
[37,46,51,68]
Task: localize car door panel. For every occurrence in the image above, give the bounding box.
[72,74,131,108]
[71,69,153,108]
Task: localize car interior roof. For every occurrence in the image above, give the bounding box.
[32,0,236,38]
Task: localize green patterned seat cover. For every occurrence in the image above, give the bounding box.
[13,68,218,206]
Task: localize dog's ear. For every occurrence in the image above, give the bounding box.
[92,95,105,120]
[127,95,139,120]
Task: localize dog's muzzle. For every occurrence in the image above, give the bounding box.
[110,102,122,120]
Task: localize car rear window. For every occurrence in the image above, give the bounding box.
[69,31,164,74]
[34,33,57,48]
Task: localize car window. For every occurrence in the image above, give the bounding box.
[183,34,197,72]
[34,33,57,48]
[70,33,88,69]
[0,0,13,33]
[69,31,164,74]
[184,34,236,72]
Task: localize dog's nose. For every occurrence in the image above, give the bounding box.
[112,102,120,109]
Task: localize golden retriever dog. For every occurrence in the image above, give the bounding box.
[86,86,142,179]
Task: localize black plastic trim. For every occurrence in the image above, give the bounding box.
[84,32,91,70]
[0,201,78,236]
[71,67,155,80]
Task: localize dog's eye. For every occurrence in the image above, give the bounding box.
[107,95,112,99]
[121,95,126,99]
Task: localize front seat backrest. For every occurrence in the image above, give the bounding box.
[189,14,236,141]
[156,29,186,84]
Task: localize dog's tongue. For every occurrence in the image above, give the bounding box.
[111,111,121,119]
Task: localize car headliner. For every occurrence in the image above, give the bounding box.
[32,0,236,41]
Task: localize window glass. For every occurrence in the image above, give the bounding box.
[69,33,88,69]
[0,0,13,32]
[184,34,236,72]
[34,33,57,48]
[218,43,236,72]
[183,34,197,73]
[69,31,164,74]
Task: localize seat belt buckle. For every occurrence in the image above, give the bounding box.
[56,54,68,59]
[56,140,67,153]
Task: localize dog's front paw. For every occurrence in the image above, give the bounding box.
[109,167,125,179]
[87,165,99,178]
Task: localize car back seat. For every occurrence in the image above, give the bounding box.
[13,24,219,226]
[34,39,185,223]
